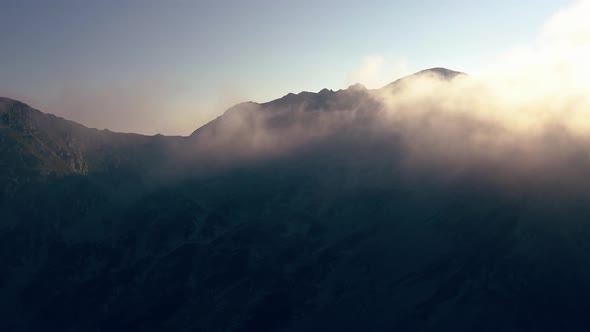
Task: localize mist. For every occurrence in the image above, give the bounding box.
[136,1,583,208]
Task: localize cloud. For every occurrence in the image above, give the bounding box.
[186,0,590,197]
[479,0,590,100]
[365,0,590,193]
[348,55,409,89]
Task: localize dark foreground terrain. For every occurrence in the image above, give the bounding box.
[3,69,590,331]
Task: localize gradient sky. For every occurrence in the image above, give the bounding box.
[0,0,572,135]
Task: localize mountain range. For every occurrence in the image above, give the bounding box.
[3,68,590,331]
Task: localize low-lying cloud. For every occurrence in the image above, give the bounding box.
[184,0,590,197]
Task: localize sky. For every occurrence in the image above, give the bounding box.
[0,0,574,135]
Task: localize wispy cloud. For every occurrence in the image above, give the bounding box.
[348,55,409,89]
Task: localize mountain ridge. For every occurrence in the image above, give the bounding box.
[0,67,466,138]
[191,67,462,137]
[0,67,465,188]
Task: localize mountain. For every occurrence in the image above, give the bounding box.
[2,68,590,331]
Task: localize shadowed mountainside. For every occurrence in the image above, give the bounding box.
[3,68,590,332]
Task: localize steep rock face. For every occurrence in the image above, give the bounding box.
[0,98,184,197]
[0,98,78,197]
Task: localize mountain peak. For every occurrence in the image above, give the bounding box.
[0,97,34,113]
[347,83,367,91]
[413,67,466,79]
[381,67,465,90]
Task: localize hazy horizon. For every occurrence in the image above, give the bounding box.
[0,0,574,135]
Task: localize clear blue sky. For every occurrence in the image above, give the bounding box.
[0,0,572,135]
